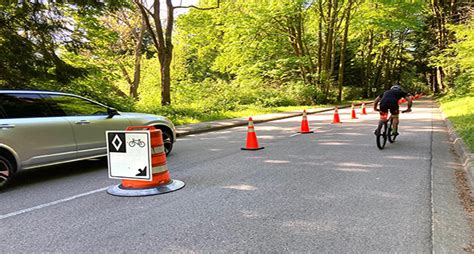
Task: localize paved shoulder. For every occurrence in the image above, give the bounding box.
[430,99,472,252]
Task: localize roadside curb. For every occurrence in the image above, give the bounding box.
[440,109,474,190]
[175,102,372,137]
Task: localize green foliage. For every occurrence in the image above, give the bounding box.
[1,0,472,132]
[0,1,134,111]
[433,18,474,98]
[343,86,366,101]
[0,2,85,87]
[440,95,474,152]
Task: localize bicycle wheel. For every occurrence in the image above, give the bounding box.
[388,118,397,143]
[376,121,388,150]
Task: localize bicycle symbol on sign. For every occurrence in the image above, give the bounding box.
[128,138,145,148]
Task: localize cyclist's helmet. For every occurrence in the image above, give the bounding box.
[390,84,401,90]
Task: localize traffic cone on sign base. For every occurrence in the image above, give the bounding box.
[107,126,185,197]
[361,103,367,115]
[298,110,314,134]
[241,117,264,150]
[351,104,358,119]
[332,106,341,124]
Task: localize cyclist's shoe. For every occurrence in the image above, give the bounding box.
[374,129,380,135]
[391,130,399,136]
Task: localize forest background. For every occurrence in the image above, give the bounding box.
[0,0,473,149]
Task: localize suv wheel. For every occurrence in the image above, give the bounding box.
[0,155,14,189]
[161,130,173,156]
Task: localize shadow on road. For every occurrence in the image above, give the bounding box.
[3,158,107,192]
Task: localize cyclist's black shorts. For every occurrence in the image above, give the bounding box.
[380,103,399,115]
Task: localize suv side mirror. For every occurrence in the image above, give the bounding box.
[107,108,119,118]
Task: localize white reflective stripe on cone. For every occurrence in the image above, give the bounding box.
[152,164,168,174]
[152,146,165,154]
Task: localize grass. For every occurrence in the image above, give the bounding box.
[164,100,367,126]
[439,95,474,151]
[170,105,327,126]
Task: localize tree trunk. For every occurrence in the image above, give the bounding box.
[365,32,374,97]
[436,66,444,93]
[130,21,145,99]
[372,47,386,90]
[337,0,353,102]
[324,0,334,74]
[161,55,172,105]
[317,0,324,79]
[135,0,219,106]
[288,16,308,84]
[322,0,341,99]
[431,0,448,94]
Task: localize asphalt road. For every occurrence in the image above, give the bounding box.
[0,98,470,252]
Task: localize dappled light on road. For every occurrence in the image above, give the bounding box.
[258,135,280,140]
[199,136,231,140]
[221,184,258,191]
[335,167,370,172]
[281,219,337,233]
[384,155,427,160]
[337,162,382,169]
[369,190,404,199]
[264,160,290,164]
[240,210,265,219]
[318,141,353,146]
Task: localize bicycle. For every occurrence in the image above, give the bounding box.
[128,138,145,148]
[374,108,411,150]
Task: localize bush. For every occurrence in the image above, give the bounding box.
[343,86,366,101]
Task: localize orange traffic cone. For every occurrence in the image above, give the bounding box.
[298,110,314,134]
[332,106,341,124]
[241,117,264,150]
[351,104,358,119]
[107,126,185,197]
[361,103,367,115]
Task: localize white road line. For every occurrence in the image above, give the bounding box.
[0,187,109,220]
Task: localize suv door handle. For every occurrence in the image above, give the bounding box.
[0,124,15,129]
[75,120,91,125]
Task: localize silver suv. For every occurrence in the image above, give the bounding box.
[0,90,176,188]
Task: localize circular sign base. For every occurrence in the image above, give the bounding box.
[106,179,185,197]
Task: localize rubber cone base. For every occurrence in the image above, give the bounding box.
[241,147,264,151]
[298,131,314,134]
[107,179,185,197]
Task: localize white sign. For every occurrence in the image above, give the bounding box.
[106,131,152,181]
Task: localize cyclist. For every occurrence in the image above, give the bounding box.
[373,84,412,136]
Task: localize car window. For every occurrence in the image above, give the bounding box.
[0,93,52,119]
[46,94,108,116]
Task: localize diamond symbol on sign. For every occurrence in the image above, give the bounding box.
[112,135,123,151]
